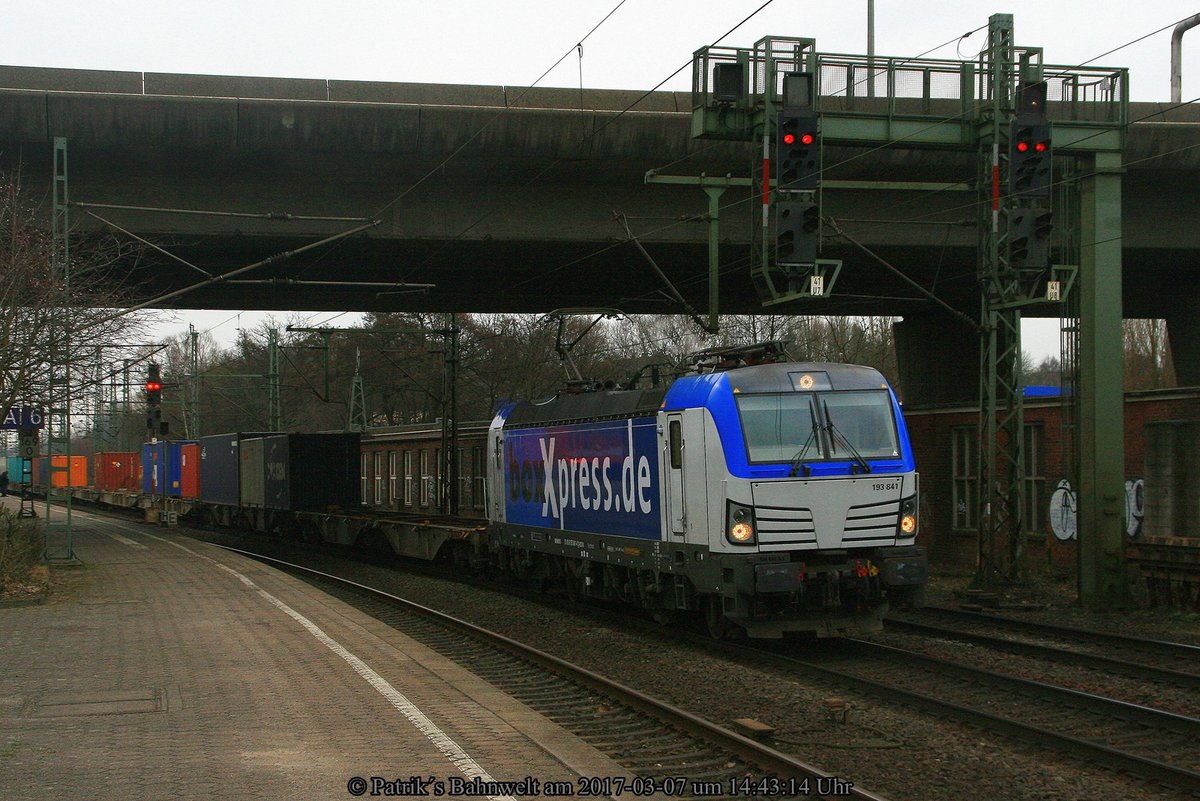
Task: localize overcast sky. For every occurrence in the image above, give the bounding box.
[5,1,1197,358]
[6,1,1195,96]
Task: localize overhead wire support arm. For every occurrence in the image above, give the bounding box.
[616,212,718,334]
[70,201,375,223]
[828,219,983,332]
[90,219,381,326]
[643,171,750,334]
[227,279,436,292]
[77,207,216,280]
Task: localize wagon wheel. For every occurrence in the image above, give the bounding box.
[704,596,730,640]
[563,573,582,603]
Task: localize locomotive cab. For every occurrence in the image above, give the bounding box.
[661,361,927,637]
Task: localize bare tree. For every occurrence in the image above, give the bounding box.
[1124,318,1175,390]
[0,170,151,424]
[1024,354,1062,387]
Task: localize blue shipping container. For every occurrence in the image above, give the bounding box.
[141,442,197,497]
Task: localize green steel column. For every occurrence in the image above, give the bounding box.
[702,185,724,332]
[188,325,200,439]
[347,348,366,432]
[1077,150,1127,609]
[267,328,281,431]
[44,136,75,562]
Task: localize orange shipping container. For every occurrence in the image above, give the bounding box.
[34,455,88,488]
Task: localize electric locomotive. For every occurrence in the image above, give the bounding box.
[486,342,927,638]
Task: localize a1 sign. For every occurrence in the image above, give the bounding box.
[1,406,45,430]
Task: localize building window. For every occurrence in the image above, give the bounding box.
[456,447,466,508]
[373,452,384,505]
[388,451,397,507]
[952,427,977,531]
[471,446,486,510]
[1024,423,1046,534]
[420,450,431,506]
[435,448,442,508]
[403,451,413,506]
[360,453,369,505]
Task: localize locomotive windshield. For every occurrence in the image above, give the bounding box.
[736,390,900,464]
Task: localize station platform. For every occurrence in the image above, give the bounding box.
[0,498,633,800]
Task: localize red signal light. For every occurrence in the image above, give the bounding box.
[782,132,796,145]
[1016,141,1030,153]
[1034,141,1048,152]
[800,132,814,145]
[146,381,162,392]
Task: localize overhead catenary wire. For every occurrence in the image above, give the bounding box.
[114,15,1189,411]
[509,12,1200,305]
[56,7,1199,395]
[70,201,373,223]
[892,94,1200,229]
[393,0,782,285]
[826,14,1200,229]
[369,0,638,224]
[505,17,1001,292]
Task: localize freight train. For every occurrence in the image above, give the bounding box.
[11,345,928,638]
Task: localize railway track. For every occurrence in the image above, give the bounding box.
[217,545,889,801]
[244,537,1200,797]
[117,512,1200,799]
[730,636,1200,797]
[885,605,1200,690]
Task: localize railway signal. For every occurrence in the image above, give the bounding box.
[145,364,162,406]
[1008,208,1053,272]
[775,198,819,265]
[774,97,821,271]
[776,109,820,191]
[1010,120,1052,197]
[146,363,165,435]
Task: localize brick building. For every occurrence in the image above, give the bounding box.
[903,387,1200,571]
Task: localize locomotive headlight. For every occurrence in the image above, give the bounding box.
[730,522,755,542]
[726,501,757,545]
[898,495,918,537]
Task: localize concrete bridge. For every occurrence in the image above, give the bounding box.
[1,64,1198,381]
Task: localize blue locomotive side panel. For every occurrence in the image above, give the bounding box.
[503,417,663,540]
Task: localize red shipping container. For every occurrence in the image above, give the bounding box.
[95,451,139,491]
[180,442,200,499]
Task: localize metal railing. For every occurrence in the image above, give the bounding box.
[692,41,1127,127]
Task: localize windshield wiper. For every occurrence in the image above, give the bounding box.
[823,399,871,474]
[788,397,821,477]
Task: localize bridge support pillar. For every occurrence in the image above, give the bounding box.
[1077,151,1128,610]
[1164,282,1200,387]
[893,313,980,407]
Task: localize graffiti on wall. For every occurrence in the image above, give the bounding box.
[1047,477,1145,542]
[1049,479,1077,541]
[1125,478,1144,538]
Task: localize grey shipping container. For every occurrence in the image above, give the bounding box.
[239,437,266,507]
[261,433,361,511]
[199,432,273,506]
